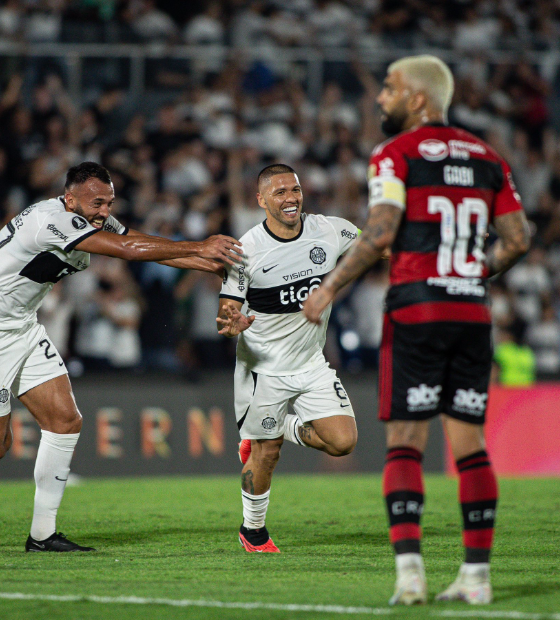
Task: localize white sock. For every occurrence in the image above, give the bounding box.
[396,553,425,574]
[283,416,306,446]
[241,489,270,530]
[30,430,80,541]
[462,562,490,577]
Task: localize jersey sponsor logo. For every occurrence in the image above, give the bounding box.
[104,223,118,233]
[19,251,80,284]
[280,277,322,309]
[378,157,395,176]
[340,229,357,240]
[427,277,486,297]
[46,224,69,242]
[261,416,277,433]
[72,216,87,230]
[262,264,278,273]
[310,247,326,265]
[0,388,8,404]
[238,265,245,291]
[448,139,486,160]
[452,388,487,415]
[406,383,442,412]
[418,139,448,161]
[283,269,312,281]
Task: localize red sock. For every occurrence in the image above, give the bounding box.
[457,450,498,563]
[383,446,424,554]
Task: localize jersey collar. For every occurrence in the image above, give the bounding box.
[263,216,305,243]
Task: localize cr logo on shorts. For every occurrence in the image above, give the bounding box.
[261,417,277,433]
[310,247,326,264]
[406,384,441,412]
[0,388,9,404]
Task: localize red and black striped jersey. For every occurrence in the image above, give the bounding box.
[368,124,524,324]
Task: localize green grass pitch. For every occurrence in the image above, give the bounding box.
[0,474,558,620]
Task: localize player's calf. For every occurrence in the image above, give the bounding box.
[0,417,12,459]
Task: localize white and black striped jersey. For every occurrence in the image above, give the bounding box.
[220,213,359,376]
[0,196,127,330]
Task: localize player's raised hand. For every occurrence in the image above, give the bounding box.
[198,235,243,266]
[216,303,255,337]
[303,286,334,325]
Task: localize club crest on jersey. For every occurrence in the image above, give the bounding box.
[310,247,326,264]
[71,216,87,230]
[418,139,448,161]
[261,416,277,433]
[0,388,8,404]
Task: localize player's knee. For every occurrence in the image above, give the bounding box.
[326,431,357,457]
[57,409,83,434]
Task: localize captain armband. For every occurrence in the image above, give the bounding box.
[368,176,406,210]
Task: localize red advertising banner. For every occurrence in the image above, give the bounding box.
[447,385,560,476]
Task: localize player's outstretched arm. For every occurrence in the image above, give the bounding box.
[487,210,531,278]
[216,300,255,338]
[75,229,242,266]
[304,203,402,324]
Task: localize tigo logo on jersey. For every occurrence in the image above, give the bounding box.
[418,139,448,161]
[310,247,326,264]
[261,417,277,433]
[453,388,487,416]
[280,277,322,309]
[406,384,441,412]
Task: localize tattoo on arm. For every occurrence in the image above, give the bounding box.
[241,470,254,494]
[487,211,530,277]
[325,204,403,293]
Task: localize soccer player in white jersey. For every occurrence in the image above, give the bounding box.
[0,162,242,552]
[217,164,359,552]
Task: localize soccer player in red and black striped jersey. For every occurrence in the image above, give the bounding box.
[304,55,530,605]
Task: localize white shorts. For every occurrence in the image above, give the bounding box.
[0,323,67,416]
[234,362,355,440]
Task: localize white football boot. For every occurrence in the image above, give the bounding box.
[389,553,427,605]
[436,563,492,604]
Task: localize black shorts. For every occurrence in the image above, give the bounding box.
[378,316,492,425]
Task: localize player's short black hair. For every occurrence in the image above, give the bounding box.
[65,162,112,189]
[257,164,296,190]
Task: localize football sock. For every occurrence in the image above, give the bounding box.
[241,488,270,530]
[30,430,80,541]
[457,450,498,564]
[383,446,424,555]
[283,416,306,446]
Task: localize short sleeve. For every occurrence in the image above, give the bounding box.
[219,257,248,304]
[36,211,100,253]
[326,216,359,256]
[103,215,129,236]
[367,141,408,210]
[493,160,523,219]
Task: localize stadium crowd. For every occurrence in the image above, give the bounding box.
[0,0,559,380]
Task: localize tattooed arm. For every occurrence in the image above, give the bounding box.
[303,203,403,324]
[486,210,531,278]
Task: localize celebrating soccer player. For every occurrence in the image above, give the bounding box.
[217,164,358,553]
[0,162,242,552]
[304,56,530,604]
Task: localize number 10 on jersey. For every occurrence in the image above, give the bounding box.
[428,196,488,277]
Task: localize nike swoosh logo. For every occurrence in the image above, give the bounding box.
[55,476,68,481]
[58,361,64,366]
[34,543,45,549]
[340,403,351,408]
[262,265,278,273]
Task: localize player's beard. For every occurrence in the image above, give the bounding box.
[380,108,407,137]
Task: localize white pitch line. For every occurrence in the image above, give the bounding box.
[0,593,558,620]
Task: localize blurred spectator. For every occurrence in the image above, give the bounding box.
[493,329,536,386]
[524,302,560,378]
